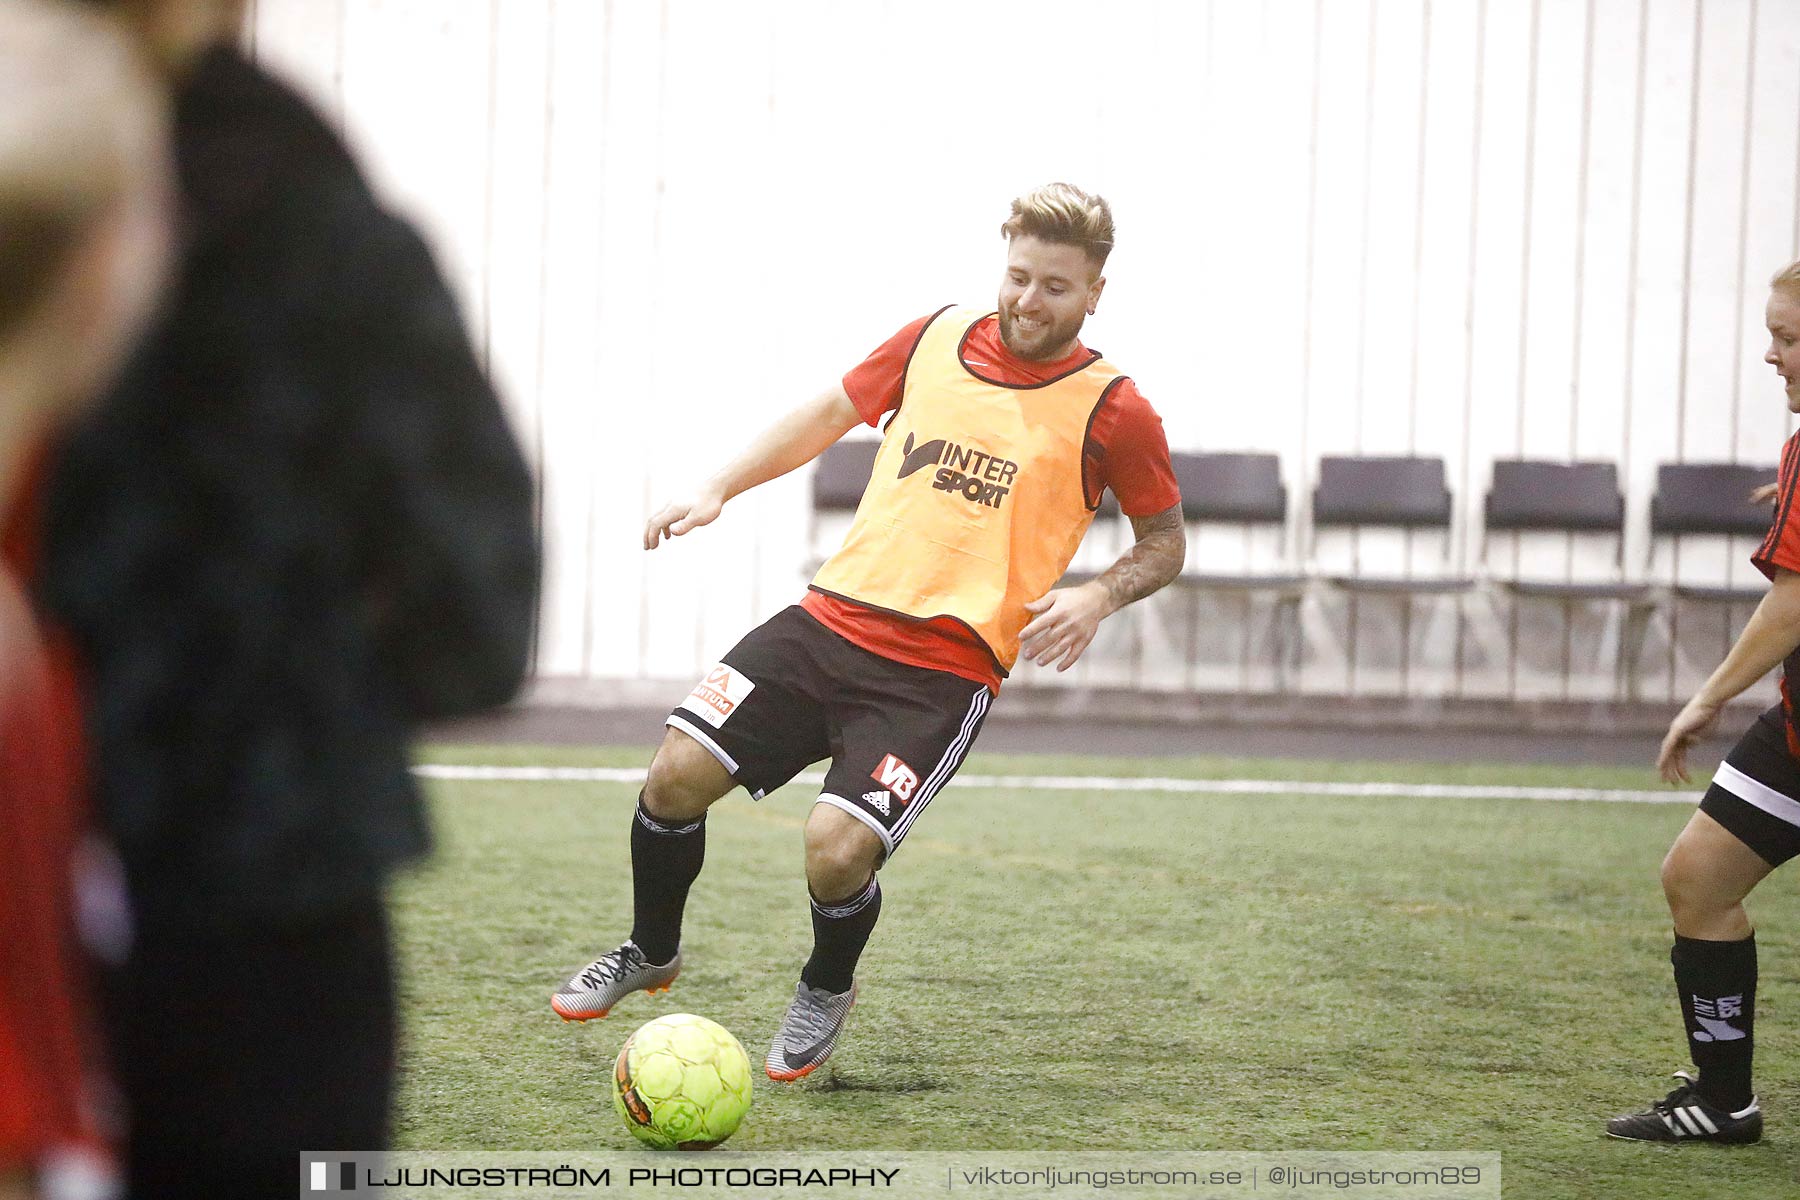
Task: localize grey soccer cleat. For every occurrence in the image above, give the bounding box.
[551,942,680,1022]
[765,980,857,1080]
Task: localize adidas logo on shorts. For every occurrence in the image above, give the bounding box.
[861,790,891,816]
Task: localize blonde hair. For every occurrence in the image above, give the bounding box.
[1771,260,1800,299]
[65,0,253,75]
[0,0,164,340]
[1000,183,1115,271]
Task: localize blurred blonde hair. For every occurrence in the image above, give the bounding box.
[0,0,166,342]
[0,0,170,504]
[1771,260,1800,299]
[1000,182,1115,272]
[63,0,252,75]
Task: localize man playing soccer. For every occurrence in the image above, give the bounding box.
[552,183,1185,1079]
[1606,259,1800,1144]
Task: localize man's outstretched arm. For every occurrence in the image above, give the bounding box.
[1017,503,1186,671]
[644,384,863,549]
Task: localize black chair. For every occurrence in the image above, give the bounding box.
[806,439,880,569]
[1162,452,1306,689]
[1650,462,1778,603]
[812,438,879,511]
[1639,462,1780,688]
[1312,455,1471,593]
[1485,459,1644,599]
[1314,455,1454,528]
[1650,462,1775,537]
[1175,452,1305,586]
[1178,451,1287,522]
[1486,458,1623,530]
[1483,459,1653,698]
[1311,455,1472,692]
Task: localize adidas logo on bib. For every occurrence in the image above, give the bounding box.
[861,790,891,816]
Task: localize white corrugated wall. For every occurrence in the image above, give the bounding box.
[245,0,1800,704]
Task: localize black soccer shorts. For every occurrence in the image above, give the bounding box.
[665,605,993,859]
[1699,704,1800,867]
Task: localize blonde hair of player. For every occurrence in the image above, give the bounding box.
[0,0,172,506]
[1771,259,1800,299]
[0,16,171,1197]
[1000,182,1116,272]
[76,0,250,75]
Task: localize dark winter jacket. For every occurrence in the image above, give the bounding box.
[40,47,540,929]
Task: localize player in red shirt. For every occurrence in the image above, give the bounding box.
[1606,260,1800,1144]
[0,4,172,1195]
[553,185,1185,1079]
[799,307,1179,691]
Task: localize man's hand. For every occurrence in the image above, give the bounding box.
[1750,482,1780,506]
[1018,582,1113,671]
[1658,696,1724,785]
[642,384,864,551]
[644,487,725,550]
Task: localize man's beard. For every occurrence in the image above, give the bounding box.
[998,307,1083,361]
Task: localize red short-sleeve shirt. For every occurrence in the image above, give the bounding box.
[1751,431,1800,757]
[0,444,106,1173]
[801,311,1181,690]
[1752,431,1800,581]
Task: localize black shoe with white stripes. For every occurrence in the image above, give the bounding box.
[1606,1072,1762,1144]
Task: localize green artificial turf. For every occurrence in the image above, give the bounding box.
[391,745,1800,1199]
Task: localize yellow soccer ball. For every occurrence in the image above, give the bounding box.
[612,1013,753,1150]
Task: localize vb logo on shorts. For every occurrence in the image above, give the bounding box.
[680,664,756,729]
[896,432,1018,510]
[870,753,918,803]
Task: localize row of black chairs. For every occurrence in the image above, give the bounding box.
[811,445,1778,695]
[1139,454,1775,695]
[814,443,1777,591]
[1163,452,1773,596]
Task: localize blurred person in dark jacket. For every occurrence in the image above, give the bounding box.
[0,3,172,1198]
[38,2,540,1195]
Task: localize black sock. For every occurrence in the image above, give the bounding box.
[1671,933,1757,1112]
[628,793,705,966]
[800,876,881,996]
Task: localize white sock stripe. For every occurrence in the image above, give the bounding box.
[893,687,989,844]
[1712,760,1800,827]
[635,804,703,836]
[1687,1106,1719,1134]
[812,876,880,919]
[1672,1107,1703,1136]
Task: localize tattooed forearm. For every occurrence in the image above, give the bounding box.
[1093,503,1186,614]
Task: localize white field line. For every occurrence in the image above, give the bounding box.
[411,764,1695,805]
